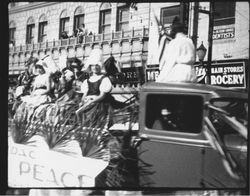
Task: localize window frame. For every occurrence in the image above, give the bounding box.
[59,17,70,39]
[9,27,16,43]
[116,5,130,32]
[145,93,204,134]
[73,14,85,33]
[160,5,180,29]
[214,2,236,26]
[99,9,111,34]
[26,24,35,44]
[38,21,47,43]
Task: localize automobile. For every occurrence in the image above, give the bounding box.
[136,82,247,189]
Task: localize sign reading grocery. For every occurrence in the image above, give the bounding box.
[213,28,235,40]
[210,61,245,88]
[8,139,108,187]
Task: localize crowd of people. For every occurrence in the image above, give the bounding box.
[60,23,93,43]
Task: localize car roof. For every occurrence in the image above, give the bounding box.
[142,82,248,99]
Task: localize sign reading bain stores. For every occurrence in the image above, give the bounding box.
[210,61,246,88]
[146,60,247,89]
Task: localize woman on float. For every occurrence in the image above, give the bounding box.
[76,49,113,129]
[15,56,58,122]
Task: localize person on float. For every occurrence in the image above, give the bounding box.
[75,49,113,128]
[15,56,59,121]
[12,57,39,113]
[156,17,197,83]
[21,62,52,106]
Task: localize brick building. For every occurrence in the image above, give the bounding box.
[8,2,249,88]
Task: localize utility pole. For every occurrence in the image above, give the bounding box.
[199,2,215,85]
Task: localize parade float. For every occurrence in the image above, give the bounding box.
[8,52,248,195]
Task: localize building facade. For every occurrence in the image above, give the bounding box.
[8,2,249,88]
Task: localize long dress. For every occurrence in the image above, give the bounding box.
[156,33,197,83]
[80,75,113,129]
[21,73,52,106]
[15,74,52,122]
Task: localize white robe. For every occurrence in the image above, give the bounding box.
[156,33,197,83]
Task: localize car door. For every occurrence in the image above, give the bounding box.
[138,92,208,187]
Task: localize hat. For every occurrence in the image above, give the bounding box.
[161,108,171,116]
[170,16,187,38]
[36,55,59,74]
[83,48,103,71]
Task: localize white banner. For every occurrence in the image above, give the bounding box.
[8,138,108,187]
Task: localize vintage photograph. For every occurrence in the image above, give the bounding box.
[7,1,248,195]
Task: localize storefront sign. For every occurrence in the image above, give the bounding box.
[144,60,246,88]
[145,65,160,82]
[121,66,145,84]
[194,64,207,84]
[210,61,246,88]
[8,139,108,187]
[213,28,235,40]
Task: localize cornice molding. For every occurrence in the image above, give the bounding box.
[9,2,59,14]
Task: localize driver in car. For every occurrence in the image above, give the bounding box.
[152,108,177,130]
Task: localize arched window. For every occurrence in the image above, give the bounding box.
[26,17,35,44]
[99,3,112,34]
[116,3,130,31]
[9,21,16,44]
[74,6,85,35]
[38,14,48,42]
[59,9,70,39]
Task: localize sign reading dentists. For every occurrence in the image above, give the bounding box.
[210,61,246,88]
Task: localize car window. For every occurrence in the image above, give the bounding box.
[145,94,203,133]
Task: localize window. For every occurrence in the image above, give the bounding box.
[74,14,84,31]
[146,94,203,133]
[161,5,180,29]
[214,2,235,26]
[9,28,16,43]
[38,21,47,43]
[26,24,35,44]
[59,17,70,38]
[99,4,111,34]
[117,5,129,31]
[74,6,85,33]
[9,21,16,45]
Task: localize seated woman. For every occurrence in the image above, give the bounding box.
[16,62,53,122]
[75,61,113,129]
[21,63,52,106]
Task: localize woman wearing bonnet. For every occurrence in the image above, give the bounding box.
[156,17,197,83]
[76,49,113,128]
